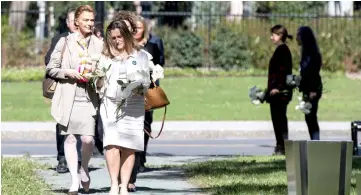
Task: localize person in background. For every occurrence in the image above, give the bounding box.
[267,24,293,155]
[147,20,165,67]
[92,22,105,157]
[124,15,162,192]
[93,23,104,41]
[44,8,77,174]
[46,5,103,194]
[296,26,323,140]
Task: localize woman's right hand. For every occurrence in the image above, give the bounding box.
[65,69,83,80]
[270,89,280,96]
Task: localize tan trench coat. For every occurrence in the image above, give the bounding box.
[46,33,103,127]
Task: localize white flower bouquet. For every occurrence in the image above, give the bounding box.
[80,55,112,90]
[295,96,312,114]
[249,86,266,105]
[286,74,302,88]
[148,60,164,82]
[115,70,151,121]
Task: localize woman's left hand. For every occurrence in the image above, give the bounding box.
[270,89,280,95]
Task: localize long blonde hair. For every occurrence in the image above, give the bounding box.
[101,20,140,59]
[135,16,149,45]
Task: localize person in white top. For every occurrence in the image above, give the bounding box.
[96,20,150,195]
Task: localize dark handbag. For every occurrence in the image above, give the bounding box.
[42,38,67,99]
[143,80,170,139]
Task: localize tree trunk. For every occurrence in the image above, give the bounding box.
[9,1,31,32]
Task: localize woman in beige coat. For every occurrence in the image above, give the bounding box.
[46,5,103,195]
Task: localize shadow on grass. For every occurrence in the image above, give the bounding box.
[182,157,361,195]
[186,158,286,176]
[183,157,287,195]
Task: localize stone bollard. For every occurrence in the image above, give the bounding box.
[284,140,353,195]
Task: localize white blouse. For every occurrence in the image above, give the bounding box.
[97,50,151,101]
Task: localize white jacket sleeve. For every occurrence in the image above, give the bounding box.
[141,52,151,94]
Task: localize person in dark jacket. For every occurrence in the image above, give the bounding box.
[148,34,164,66]
[125,15,162,192]
[113,12,163,192]
[44,8,77,173]
[267,25,294,155]
[148,22,165,86]
[296,26,323,140]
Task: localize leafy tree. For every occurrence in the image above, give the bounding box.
[155,1,193,28]
[191,1,230,28]
[254,1,327,15]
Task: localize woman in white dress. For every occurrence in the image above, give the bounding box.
[96,20,150,195]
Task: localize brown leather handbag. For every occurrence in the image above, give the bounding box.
[42,38,67,99]
[143,80,170,139]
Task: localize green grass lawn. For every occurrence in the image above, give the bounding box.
[183,156,361,195]
[1,157,51,195]
[2,76,361,121]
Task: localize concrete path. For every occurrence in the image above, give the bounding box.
[1,121,354,141]
[2,136,355,157]
[33,156,227,195]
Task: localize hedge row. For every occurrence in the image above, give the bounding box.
[153,18,361,72]
[1,67,345,82]
[2,17,360,72]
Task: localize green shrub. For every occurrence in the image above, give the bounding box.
[0,66,345,82]
[168,30,203,68]
[210,26,251,70]
[1,14,50,68]
[2,67,45,82]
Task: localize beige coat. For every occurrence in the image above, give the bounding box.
[46,33,103,127]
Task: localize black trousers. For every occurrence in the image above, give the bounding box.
[56,124,66,161]
[270,101,289,148]
[129,80,158,184]
[305,94,321,140]
[94,109,104,154]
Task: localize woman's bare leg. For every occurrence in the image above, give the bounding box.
[105,145,121,194]
[119,148,135,195]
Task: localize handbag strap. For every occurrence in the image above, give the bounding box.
[60,38,67,62]
[143,106,167,139]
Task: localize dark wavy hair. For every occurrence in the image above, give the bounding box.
[112,11,137,35]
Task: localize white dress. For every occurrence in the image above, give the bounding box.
[99,50,150,151]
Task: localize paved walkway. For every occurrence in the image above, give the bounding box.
[34,156,228,195]
[1,121,352,132]
[1,121,353,141]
